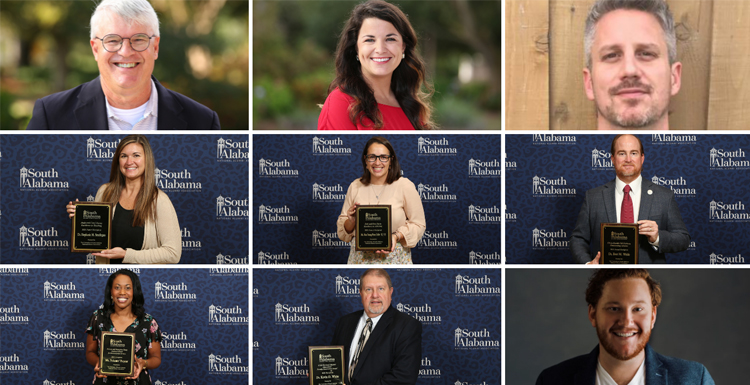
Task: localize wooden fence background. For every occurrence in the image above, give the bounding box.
[506,0,750,130]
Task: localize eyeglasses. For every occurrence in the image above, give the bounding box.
[94,34,156,52]
[365,155,392,163]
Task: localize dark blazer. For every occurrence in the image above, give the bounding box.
[27,76,220,130]
[536,344,715,385]
[570,177,690,263]
[330,306,422,385]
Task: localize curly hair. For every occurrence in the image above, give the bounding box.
[329,0,434,130]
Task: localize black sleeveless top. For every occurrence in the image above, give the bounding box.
[110,203,145,264]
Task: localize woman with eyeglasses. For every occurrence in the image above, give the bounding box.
[337,136,426,264]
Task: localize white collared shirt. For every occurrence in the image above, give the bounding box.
[348,312,384,364]
[614,175,642,223]
[105,79,158,130]
[595,358,645,385]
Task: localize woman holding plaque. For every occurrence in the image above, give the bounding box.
[317,0,434,130]
[85,269,162,384]
[337,136,426,263]
[66,134,181,264]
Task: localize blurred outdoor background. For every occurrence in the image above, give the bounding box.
[0,0,249,130]
[253,0,500,130]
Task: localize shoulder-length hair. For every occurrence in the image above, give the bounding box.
[102,134,159,227]
[103,269,146,319]
[329,0,434,130]
[359,136,402,185]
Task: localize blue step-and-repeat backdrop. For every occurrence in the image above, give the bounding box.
[0,267,249,384]
[253,134,502,264]
[505,133,750,264]
[0,134,249,264]
[253,268,501,384]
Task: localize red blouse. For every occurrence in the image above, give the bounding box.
[317,88,415,130]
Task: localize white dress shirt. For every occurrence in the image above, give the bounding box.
[105,79,158,130]
[595,358,645,385]
[348,312,384,364]
[615,175,659,247]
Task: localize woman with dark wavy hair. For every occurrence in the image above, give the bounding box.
[66,134,181,264]
[85,269,162,384]
[337,137,426,263]
[318,0,434,130]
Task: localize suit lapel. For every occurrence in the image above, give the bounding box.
[602,180,618,223]
[154,77,188,130]
[74,77,108,130]
[352,306,394,378]
[644,345,667,385]
[638,180,655,221]
[573,345,599,385]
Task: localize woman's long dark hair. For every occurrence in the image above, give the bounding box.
[102,134,159,227]
[103,269,146,319]
[359,136,402,185]
[329,0,434,130]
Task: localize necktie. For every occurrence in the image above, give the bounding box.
[621,185,634,223]
[350,318,372,380]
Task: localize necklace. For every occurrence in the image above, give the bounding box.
[373,184,387,203]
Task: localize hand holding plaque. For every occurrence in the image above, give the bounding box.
[309,346,345,385]
[71,201,113,253]
[355,205,392,252]
[600,223,639,264]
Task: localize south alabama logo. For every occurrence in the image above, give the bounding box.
[216,137,249,160]
[709,200,750,222]
[86,137,120,160]
[591,148,613,169]
[275,356,308,377]
[155,168,201,192]
[532,228,568,249]
[651,134,697,145]
[161,332,197,351]
[19,166,69,190]
[312,183,346,201]
[709,252,745,265]
[453,327,500,349]
[216,196,249,219]
[154,282,197,301]
[469,250,502,264]
[468,158,501,177]
[312,137,352,155]
[216,253,248,264]
[43,281,85,301]
[468,205,502,223]
[274,303,320,325]
[710,148,749,169]
[0,305,29,324]
[312,230,348,248]
[208,354,248,374]
[650,176,695,197]
[417,230,458,248]
[19,225,68,249]
[417,137,457,155]
[258,204,298,223]
[454,274,501,296]
[418,183,457,202]
[397,303,442,324]
[532,176,576,197]
[43,330,85,350]
[533,134,577,145]
[258,158,299,177]
[335,275,360,296]
[0,354,28,373]
[208,304,248,324]
[257,251,294,264]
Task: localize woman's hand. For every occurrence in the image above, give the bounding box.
[124,357,142,380]
[93,248,126,260]
[93,362,107,378]
[66,199,79,218]
[344,203,360,233]
[375,232,401,254]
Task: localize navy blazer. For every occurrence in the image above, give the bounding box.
[330,306,422,385]
[27,76,220,130]
[536,344,715,385]
[570,178,690,263]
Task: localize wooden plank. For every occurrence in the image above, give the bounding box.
[550,0,596,130]
[707,0,750,130]
[505,0,550,130]
[668,0,712,130]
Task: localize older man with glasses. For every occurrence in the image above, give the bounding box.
[27,0,220,130]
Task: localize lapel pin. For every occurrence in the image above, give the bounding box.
[647,190,653,195]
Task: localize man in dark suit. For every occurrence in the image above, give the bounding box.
[536,269,715,385]
[570,134,690,263]
[330,268,422,385]
[26,0,219,130]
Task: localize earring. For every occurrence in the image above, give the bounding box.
[356,55,359,61]
[402,53,405,59]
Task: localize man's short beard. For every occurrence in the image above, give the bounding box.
[597,326,651,361]
[601,103,664,129]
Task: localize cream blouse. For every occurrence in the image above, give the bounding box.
[337,177,426,248]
